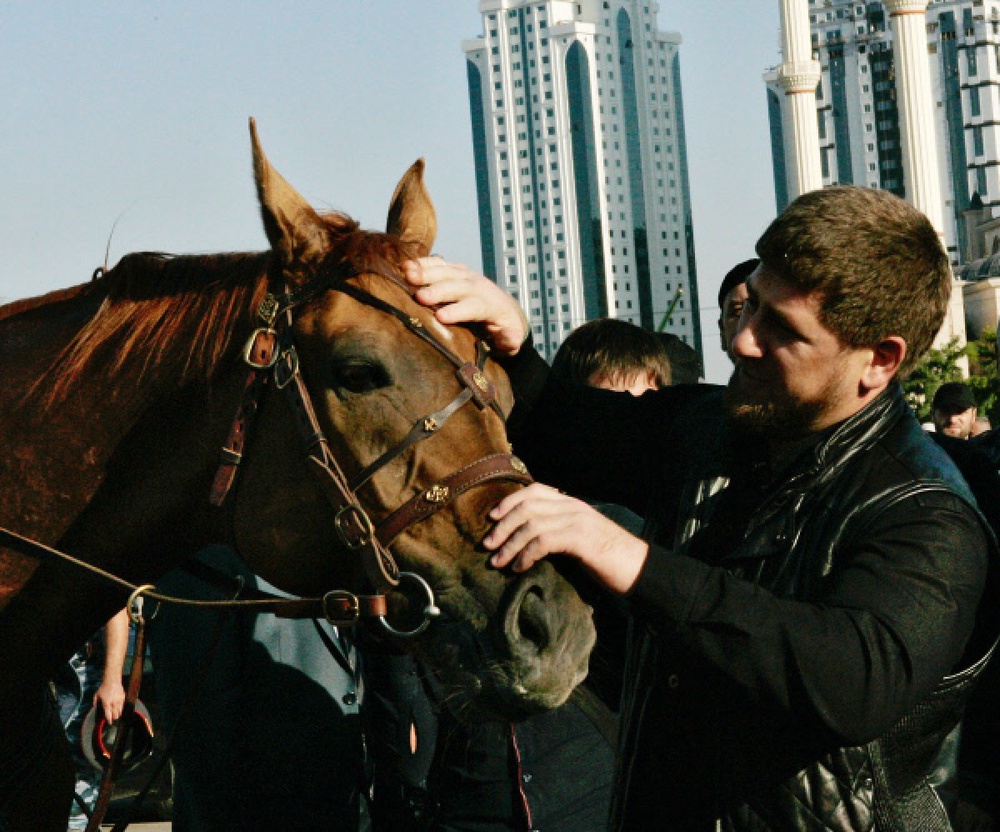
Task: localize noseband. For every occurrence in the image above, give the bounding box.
[209,267,533,637]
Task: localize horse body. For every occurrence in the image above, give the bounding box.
[0,123,595,829]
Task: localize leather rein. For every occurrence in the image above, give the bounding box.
[0,265,532,640]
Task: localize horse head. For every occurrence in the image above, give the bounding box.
[230,120,595,720]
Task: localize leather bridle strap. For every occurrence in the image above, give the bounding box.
[208,270,532,617]
[0,526,388,624]
[347,334,500,495]
[83,599,150,832]
[349,386,476,493]
[376,453,531,545]
[209,325,278,507]
[335,281,505,419]
[273,320,403,591]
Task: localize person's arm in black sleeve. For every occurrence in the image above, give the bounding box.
[492,333,550,435]
[498,338,717,513]
[402,256,717,515]
[627,492,988,746]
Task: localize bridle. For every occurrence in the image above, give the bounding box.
[207,263,533,637]
[0,262,534,831]
[0,263,531,639]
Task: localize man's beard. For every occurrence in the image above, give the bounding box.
[723,365,826,439]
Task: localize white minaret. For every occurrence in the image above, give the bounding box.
[884,0,966,352]
[883,0,946,232]
[776,0,823,199]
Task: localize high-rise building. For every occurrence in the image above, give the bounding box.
[766,0,1000,267]
[463,0,701,361]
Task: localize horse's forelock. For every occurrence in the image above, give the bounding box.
[334,223,412,276]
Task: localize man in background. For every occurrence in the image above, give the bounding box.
[718,258,759,362]
[54,609,129,830]
[933,382,979,439]
[551,318,672,394]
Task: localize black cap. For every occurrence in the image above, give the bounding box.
[932,382,976,412]
[718,258,759,309]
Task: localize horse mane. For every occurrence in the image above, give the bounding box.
[30,251,272,408]
[27,210,419,408]
[0,284,93,323]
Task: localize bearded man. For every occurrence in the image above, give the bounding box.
[404,186,1000,831]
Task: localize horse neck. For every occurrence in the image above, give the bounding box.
[0,281,249,588]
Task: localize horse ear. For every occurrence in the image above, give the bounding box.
[249,118,328,269]
[386,159,437,257]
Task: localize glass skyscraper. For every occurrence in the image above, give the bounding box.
[464,0,701,361]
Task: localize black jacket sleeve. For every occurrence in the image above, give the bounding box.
[499,341,720,517]
[627,489,989,746]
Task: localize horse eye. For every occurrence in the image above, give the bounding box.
[332,359,390,394]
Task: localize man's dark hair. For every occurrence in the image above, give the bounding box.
[717,258,759,310]
[551,318,672,388]
[755,186,950,375]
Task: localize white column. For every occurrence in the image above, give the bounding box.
[884,0,966,356]
[777,0,823,199]
[883,0,945,233]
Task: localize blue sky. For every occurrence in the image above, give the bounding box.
[1,1,781,383]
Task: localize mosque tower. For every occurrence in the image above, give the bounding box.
[777,0,824,199]
[770,0,967,352]
[884,0,966,347]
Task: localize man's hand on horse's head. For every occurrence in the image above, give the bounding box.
[404,257,529,356]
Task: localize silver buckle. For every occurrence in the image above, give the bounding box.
[242,328,278,370]
[334,504,376,551]
[322,590,360,625]
[273,346,300,390]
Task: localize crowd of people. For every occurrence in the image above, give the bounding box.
[59,184,1000,831]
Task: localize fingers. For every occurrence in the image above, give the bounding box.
[95,685,126,723]
[484,485,650,594]
[487,482,564,524]
[403,257,528,355]
[403,257,473,289]
[412,278,489,320]
[404,260,490,309]
[484,484,581,572]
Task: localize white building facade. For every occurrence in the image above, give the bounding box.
[463,0,701,361]
[766,0,1000,266]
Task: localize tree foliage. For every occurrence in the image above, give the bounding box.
[903,329,999,424]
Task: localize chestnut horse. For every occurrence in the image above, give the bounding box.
[0,121,595,830]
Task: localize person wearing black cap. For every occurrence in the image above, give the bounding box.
[932,381,979,440]
[718,258,759,362]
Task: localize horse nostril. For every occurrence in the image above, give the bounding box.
[515,585,550,654]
